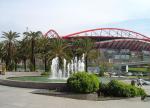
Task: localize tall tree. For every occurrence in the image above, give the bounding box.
[1,31,19,71]
[48,38,72,69]
[36,37,50,72]
[13,42,21,71]
[23,31,42,71]
[0,43,3,62]
[17,37,30,72]
[75,38,95,72]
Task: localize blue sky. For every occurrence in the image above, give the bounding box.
[0,0,150,37]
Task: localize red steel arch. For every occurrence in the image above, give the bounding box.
[61,28,150,51]
[45,28,150,51]
[45,29,60,38]
[62,28,150,41]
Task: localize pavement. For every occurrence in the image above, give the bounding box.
[143,86,150,95]
[0,85,150,108]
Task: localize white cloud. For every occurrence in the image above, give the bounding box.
[0,0,150,36]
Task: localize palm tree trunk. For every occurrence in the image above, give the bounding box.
[23,59,27,72]
[85,55,88,72]
[7,42,11,71]
[44,56,47,72]
[31,38,35,71]
[44,46,47,72]
[15,62,17,71]
[33,57,35,71]
[5,61,8,71]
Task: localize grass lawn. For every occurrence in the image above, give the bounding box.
[127,75,150,79]
[128,67,149,73]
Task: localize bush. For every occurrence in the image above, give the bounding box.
[41,72,49,76]
[100,80,147,97]
[99,83,109,95]
[137,87,147,96]
[67,72,99,93]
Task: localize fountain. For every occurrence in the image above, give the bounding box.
[49,54,85,79]
[50,57,59,79]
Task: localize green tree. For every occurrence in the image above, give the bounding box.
[23,31,42,71]
[12,42,21,71]
[17,37,30,71]
[36,37,50,72]
[48,38,72,70]
[0,43,4,62]
[75,38,95,72]
[1,31,20,71]
[98,51,113,76]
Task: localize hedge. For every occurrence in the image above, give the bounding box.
[99,80,146,97]
[67,72,99,93]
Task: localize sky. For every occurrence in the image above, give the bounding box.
[0,0,150,37]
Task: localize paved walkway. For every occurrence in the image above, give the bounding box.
[0,85,150,108]
[143,86,150,95]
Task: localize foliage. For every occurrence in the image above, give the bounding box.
[147,65,150,71]
[99,80,146,97]
[73,38,96,72]
[48,38,72,69]
[99,62,113,77]
[98,83,108,95]
[98,51,113,76]
[48,38,72,60]
[67,72,99,93]
[41,72,49,76]
[29,63,34,72]
[129,67,149,73]
[0,30,100,72]
[17,37,30,71]
[1,31,20,71]
[23,31,42,71]
[36,37,51,72]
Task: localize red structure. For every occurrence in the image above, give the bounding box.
[45,28,150,51]
[45,29,60,38]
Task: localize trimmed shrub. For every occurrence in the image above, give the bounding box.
[137,87,147,96]
[99,83,109,95]
[100,80,147,97]
[67,72,99,93]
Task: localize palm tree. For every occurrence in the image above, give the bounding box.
[23,31,42,71]
[48,38,72,60]
[17,37,30,71]
[13,42,21,71]
[0,43,4,62]
[36,37,51,72]
[1,31,20,71]
[74,38,95,72]
[47,38,72,71]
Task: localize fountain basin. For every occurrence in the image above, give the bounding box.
[8,76,67,83]
[0,76,66,89]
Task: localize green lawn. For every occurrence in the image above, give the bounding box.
[128,67,149,73]
[127,75,150,79]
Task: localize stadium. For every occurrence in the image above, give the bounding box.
[45,28,150,63]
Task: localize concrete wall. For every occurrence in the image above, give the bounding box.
[5,72,42,77]
[0,79,66,89]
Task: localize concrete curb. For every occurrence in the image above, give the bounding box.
[0,78,66,89]
[0,72,66,89]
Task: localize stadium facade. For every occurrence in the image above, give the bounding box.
[45,28,150,63]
